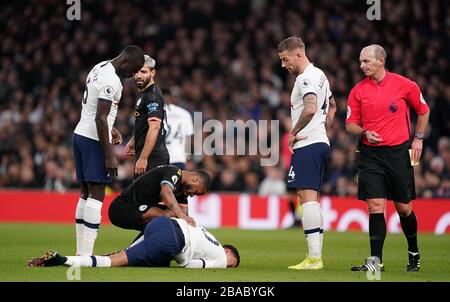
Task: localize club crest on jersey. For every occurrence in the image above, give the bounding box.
[301,79,311,88]
[139,205,148,212]
[104,86,114,97]
[147,102,159,113]
[389,101,398,113]
[136,98,142,107]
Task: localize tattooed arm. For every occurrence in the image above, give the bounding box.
[288,93,318,153]
[291,93,318,136]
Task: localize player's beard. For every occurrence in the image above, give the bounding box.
[288,65,299,75]
[136,77,151,90]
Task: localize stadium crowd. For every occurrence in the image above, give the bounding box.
[0,0,449,198]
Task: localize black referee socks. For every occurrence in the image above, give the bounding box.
[400,211,419,253]
[369,213,386,263]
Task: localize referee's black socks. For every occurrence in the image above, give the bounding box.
[400,211,419,253]
[369,213,386,263]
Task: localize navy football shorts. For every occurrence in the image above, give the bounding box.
[125,217,185,267]
[286,142,330,191]
[72,133,112,183]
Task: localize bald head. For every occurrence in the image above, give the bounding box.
[361,44,386,62]
[359,44,387,81]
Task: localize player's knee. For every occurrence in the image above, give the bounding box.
[108,201,144,231]
[87,183,106,201]
[367,199,385,213]
[108,202,120,226]
[80,182,89,199]
[395,203,412,217]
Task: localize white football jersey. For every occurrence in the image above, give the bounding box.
[74,61,123,142]
[290,63,332,149]
[164,104,194,164]
[173,218,227,269]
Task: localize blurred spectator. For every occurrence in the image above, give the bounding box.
[258,166,287,196]
[0,0,448,198]
[214,168,243,192]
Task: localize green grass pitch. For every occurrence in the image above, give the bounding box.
[0,223,449,282]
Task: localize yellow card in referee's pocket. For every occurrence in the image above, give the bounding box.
[409,149,420,166]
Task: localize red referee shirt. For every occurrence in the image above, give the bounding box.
[346,71,429,146]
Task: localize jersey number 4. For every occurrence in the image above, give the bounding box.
[321,95,328,115]
[165,123,183,145]
[288,166,296,180]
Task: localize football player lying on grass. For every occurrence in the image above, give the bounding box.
[28,216,239,269]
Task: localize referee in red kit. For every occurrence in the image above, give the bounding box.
[346,44,430,272]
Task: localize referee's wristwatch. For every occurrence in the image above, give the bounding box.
[414,133,425,140]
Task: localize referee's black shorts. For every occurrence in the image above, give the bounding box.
[357,141,416,203]
[108,194,145,231]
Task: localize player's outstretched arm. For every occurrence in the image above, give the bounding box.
[182,259,221,269]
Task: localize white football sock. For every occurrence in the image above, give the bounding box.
[75,197,86,256]
[82,198,102,255]
[65,256,111,267]
[302,201,322,259]
[319,205,324,255]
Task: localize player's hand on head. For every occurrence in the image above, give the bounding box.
[106,156,119,178]
[135,158,147,175]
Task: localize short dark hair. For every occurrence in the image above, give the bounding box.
[277,37,305,53]
[195,169,212,191]
[122,45,145,64]
[223,244,240,268]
